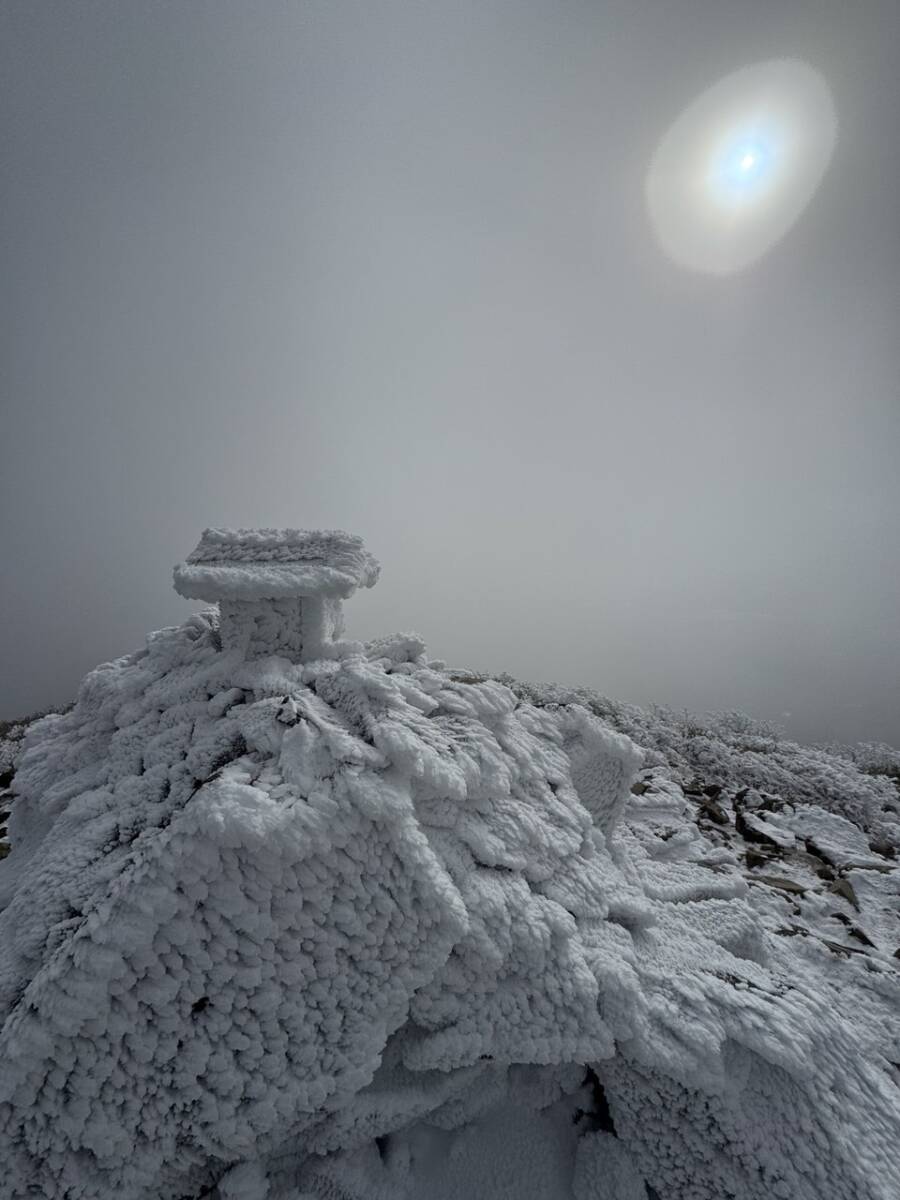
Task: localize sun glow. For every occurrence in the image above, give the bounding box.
[646,60,837,274]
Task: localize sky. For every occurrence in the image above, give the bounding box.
[1,0,898,747]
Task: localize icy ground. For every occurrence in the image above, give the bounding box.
[0,530,898,1200]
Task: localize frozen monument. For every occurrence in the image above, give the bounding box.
[0,529,898,1200]
[173,528,380,661]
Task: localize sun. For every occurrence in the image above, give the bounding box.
[710,135,777,209]
[645,60,837,274]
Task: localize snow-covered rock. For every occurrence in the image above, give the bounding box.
[0,529,898,1200]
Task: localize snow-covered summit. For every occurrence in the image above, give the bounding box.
[0,530,898,1200]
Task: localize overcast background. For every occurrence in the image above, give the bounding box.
[2,1,898,746]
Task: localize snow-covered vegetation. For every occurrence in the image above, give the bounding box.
[0,529,897,1200]
[486,680,900,847]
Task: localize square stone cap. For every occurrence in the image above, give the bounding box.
[173,528,380,603]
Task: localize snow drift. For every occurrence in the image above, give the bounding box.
[0,529,897,1200]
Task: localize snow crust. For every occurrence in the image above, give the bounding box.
[1,531,898,1200]
[173,528,380,603]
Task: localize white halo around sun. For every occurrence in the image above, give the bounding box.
[646,59,837,275]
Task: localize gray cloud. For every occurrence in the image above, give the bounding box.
[2,0,898,746]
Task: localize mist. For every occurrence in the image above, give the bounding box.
[2,0,898,747]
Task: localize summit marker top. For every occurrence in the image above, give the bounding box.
[173,527,380,602]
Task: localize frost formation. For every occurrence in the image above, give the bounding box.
[0,528,898,1200]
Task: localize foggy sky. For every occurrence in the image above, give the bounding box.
[2,1,899,747]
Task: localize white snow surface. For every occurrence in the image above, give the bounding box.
[173,528,380,603]
[1,532,898,1200]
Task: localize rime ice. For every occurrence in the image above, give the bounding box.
[173,527,380,661]
[0,529,898,1200]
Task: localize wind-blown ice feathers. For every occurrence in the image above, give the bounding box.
[0,530,897,1200]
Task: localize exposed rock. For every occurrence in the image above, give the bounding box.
[848,926,877,948]
[830,878,861,910]
[821,939,867,958]
[735,809,794,850]
[698,795,730,825]
[749,875,807,895]
[869,839,897,860]
[785,806,882,870]
[744,847,775,870]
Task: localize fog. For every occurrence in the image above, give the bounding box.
[2,1,898,747]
